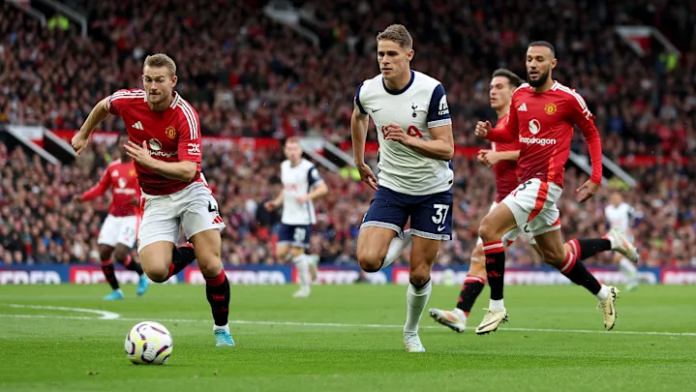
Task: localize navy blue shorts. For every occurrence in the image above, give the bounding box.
[361,186,453,241]
[277,223,312,248]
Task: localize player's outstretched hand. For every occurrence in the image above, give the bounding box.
[576,179,599,203]
[125,140,154,168]
[475,121,492,138]
[71,133,89,155]
[72,195,83,203]
[356,162,378,191]
[264,201,276,211]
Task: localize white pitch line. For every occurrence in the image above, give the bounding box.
[8,304,121,320]
[1,313,695,337]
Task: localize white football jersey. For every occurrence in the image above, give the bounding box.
[355,70,453,196]
[605,202,634,233]
[280,158,323,225]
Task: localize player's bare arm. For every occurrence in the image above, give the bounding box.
[351,104,378,190]
[476,120,516,143]
[572,94,603,203]
[384,123,454,160]
[124,140,197,182]
[264,190,284,211]
[72,98,110,155]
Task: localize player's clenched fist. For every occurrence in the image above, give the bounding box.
[72,133,89,155]
[475,121,492,138]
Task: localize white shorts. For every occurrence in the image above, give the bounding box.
[502,178,563,238]
[476,201,536,246]
[137,181,225,252]
[98,215,139,248]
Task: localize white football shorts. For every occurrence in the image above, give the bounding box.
[137,181,225,252]
[502,178,563,238]
[476,200,536,246]
[98,215,140,248]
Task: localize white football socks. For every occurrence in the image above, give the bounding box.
[404,279,432,334]
[382,229,412,269]
[619,258,638,282]
[596,284,610,301]
[489,299,505,311]
[292,255,310,290]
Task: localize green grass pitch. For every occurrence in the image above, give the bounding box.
[1,284,695,392]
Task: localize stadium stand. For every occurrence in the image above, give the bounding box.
[1,0,696,268]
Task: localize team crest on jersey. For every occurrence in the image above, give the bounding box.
[165,126,177,139]
[411,103,418,118]
[129,170,136,176]
[544,102,557,115]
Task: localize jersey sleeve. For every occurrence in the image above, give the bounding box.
[105,89,139,116]
[426,84,452,128]
[354,82,367,116]
[82,166,112,201]
[177,102,203,163]
[568,91,603,184]
[487,92,519,143]
[307,166,323,189]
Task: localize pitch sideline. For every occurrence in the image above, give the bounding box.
[2,304,696,337]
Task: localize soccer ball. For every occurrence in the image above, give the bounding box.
[124,321,173,365]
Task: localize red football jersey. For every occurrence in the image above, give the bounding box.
[106,89,202,195]
[82,160,141,217]
[487,81,602,187]
[490,113,519,203]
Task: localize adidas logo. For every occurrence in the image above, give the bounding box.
[131,121,144,130]
[518,103,527,112]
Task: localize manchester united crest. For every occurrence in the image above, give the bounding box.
[544,102,557,115]
[165,126,177,139]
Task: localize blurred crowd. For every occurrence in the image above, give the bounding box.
[2,140,696,268]
[1,0,696,267]
[3,0,696,156]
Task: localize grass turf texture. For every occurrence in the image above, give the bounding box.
[1,284,695,392]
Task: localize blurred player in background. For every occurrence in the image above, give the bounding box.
[605,192,639,290]
[265,137,329,298]
[72,53,234,347]
[73,134,148,300]
[352,24,454,352]
[474,41,637,333]
[429,69,637,333]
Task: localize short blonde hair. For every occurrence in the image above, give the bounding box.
[376,24,413,49]
[144,53,177,77]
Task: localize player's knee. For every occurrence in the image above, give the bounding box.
[409,269,431,288]
[98,246,112,262]
[143,265,169,283]
[276,248,289,261]
[113,248,129,264]
[478,218,500,243]
[198,260,222,278]
[357,247,386,273]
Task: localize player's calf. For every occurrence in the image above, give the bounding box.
[191,229,234,346]
[114,245,144,275]
[139,241,196,283]
[97,244,123,299]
